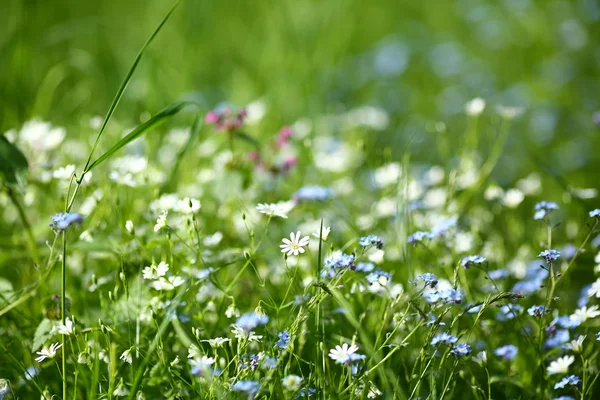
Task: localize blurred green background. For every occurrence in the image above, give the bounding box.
[1,0,600,183]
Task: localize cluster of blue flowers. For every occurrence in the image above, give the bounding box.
[461,255,487,269]
[275,331,290,350]
[527,305,546,317]
[425,288,462,304]
[322,253,356,278]
[494,344,518,360]
[534,201,559,220]
[554,375,580,389]
[431,333,458,346]
[49,212,84,233]
[236,313,269,332]
[411,273,438,288]
[407,231,435,246]
[293,186,332,202]
[358,235,384,249]
[539,249,561,263]
[366,270,392,286]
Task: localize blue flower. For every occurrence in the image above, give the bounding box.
[553,375,580,389]
[355,262,375,272]
[596,332,600,341]
[527,305,546,317]
[407,231,434,246]
[534,201,559,220]
[359,235,384,249]
[411,273,438,288]
[578,285,592,307]
[439,288,462,304]
[263,356,278,369]
[589,209,600,218]
[293,186,332,202]
[450,343,471,357]
[236,313,269,332]
[552,316,580,329]
[461,255,487,269]
[545,329,570,349]
[539,249,561,263]
[494,345,518,360]
[294,387,317,398]
[496,304,521,321]
[366,270,392,286]
[431,333,458,346]
[552,397,576,400]
[232,380,260,395]
[275,331,290,350]
[487,269,509,280]
[49,212,84,233]
[323,253,356,277]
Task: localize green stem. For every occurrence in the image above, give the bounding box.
[62,231,67,400]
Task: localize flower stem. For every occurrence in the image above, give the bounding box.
[62,231,67,400]
[6,186,39,265]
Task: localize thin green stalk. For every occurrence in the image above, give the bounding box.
[62,231,67,400]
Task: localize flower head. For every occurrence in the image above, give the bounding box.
[282,375,303,392]
[359,235,384,250]
[154,210,168,232]
[57,317,75,335]
[494,345,518,360]
[472,351,487,365]
[232,380,260,396]
[236,312,269,332]
[275,331,290,350]
[312,226,331,241]
[280,231,310,256]
[528,305,546,317]
[461,255,486,269]
[564,335,586,353]
[328,343,365,365]
[554,375,581,389]
[142,261,169,280]
[534,201,559,220]
[465,97,486,116]
[450,343,472,357]
[35,342,63,362]
[411,273,438,288]
[431,333,458,346]
[256,201,294,219]
[547,355,574,375]
[49,212,84,233]
[539,250,561,263]
[589,209,600,218]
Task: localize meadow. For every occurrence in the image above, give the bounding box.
[1,0,600,399]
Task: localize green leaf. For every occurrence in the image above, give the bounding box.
[0,136,28,188]
[32,318,54,352]
[0,278,14,306]
[85,101,194,172]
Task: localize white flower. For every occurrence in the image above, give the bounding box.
[547,355,574,375]
[496,105,524,120]
[328,343,360,364]
[225,304,240,318]
[312,226,331,241]
[154,210,168,232]
[231,326,262,342]
[189,355,215,370]
[256,201,294,219]
[142,262,169,280]
[203,232,223,247]
[188,344,202,359]
[52,164,75,180]
[125,220,134,233]
[280,231,310,256]
[57,317,74,335]
[201,337,231,348]
[150,276,185,291]
[503,189,525,208]
[176,197,201,214]
[465,97,486,116]
[472,351,487,365]
[120,348,133,364]
[35,342,63,362]
[571,305,600,323]
[564,335,586,353]
[587,278,600,298]
[281,375,303,392]
[112,379,129,397]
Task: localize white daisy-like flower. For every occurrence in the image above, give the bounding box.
[312,226,331,241]
[201,337,232,348]
[547,355,574,375]
[189,355,215,370]
[328,343,360,365]
[142,262,169,280]
[571,305,600,323]
[472,351,487,365]
[35,342,63,362]
[120,348,133,364]
[57,317,75,336]
[125,220,134,233]
[256,201,294,219]
[564,335,586,353]
[231,326,262,342]
[587,278,600,298]
[154,210,168,232]
[281,375,303,392]
[150,276,185,291]
[280,231,310,256]
[188,344,202,359]
[465,97,486,116]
